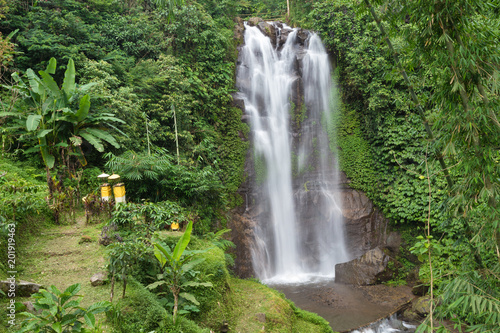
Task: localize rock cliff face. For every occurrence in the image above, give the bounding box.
[230,18,391,279]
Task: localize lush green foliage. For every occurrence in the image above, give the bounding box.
[18,283,111,333]
[313,0,499,331]
[3,57,123,170]
[108,277,168,333]
[312,0,447,227]
[1,0,248,231]
[148,221,213,324]
[0,157,49,274]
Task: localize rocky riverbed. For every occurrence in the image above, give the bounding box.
[270,280,417,332]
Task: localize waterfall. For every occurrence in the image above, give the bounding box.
[236,22,349,283]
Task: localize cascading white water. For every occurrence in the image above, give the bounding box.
[237,22,349,283]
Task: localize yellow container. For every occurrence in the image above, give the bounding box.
[101,184,111,201]
[171,222,180,231]
[113,183,126,203]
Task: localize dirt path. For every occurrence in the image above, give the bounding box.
[12,215,113,331]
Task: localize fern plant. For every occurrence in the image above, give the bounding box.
[417,264,500,333]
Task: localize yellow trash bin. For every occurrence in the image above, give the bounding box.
[113,183,126,204]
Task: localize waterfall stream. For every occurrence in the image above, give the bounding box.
[236,22,349,283]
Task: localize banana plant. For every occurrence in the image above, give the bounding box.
[2,57,124,169]
[147,220,212,324]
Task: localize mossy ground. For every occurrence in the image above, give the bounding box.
[0,213,114,332]
[1,211,331,333]
[201,277,331,333]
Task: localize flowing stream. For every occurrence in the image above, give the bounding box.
[236,22,348,284]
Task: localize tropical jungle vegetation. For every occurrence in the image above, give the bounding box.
[0,0,499,332]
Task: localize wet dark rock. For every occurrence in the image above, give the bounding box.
[296,29,309,45]
[335,247,397,285]
[247,17,263,27]
[232,93,245,110]
[234,17,245,45]
[229,213,257,278]
[385,231,401,254]
[402,308,421,322]
[412,295,431,316]
[257,22,276,46]
[0,280,42,297]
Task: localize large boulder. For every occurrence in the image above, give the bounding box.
[0,280,42,297]
[335,247,397,285]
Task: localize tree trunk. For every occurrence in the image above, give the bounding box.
[122,276,127,299]
[110,274,115,302]
[172,287,178,325]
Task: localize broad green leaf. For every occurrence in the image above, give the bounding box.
[54,142,69,148]
[61,313,77,326]
[154,243,172,267]
[180,257,206,274]
[39,70,61,99]
[84,313,96,328]
[46,57,57,74]
[26,69,42,95]
[26,115,42,131]
[37,129,52,138]
[52,322,62,333]
[62,59,76,96]
[87,301,112,314]
[181,281,212,288]
[179,292,199,305]
[172,220,193,261]
[62,300,79,309]
[147,280,167,290]
[18,311,38,319]
[41,147,55,169]
[69,136,82,146]
[61,283,81,305]
[80,131,104,152]
[76,94,90,122]
[84,127,120,149]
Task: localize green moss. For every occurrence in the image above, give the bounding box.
[218,107,250,195]
[254,151,267,185]
[203,278,331,333]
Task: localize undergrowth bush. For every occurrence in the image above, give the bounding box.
[108,277,166,333]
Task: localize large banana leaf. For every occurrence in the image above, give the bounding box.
[172,220,193,262]
[26,69,42,96]
[26,115,42,131]
[62,59,76,100]
[153,242,172,268]
[45,57,57,75]
[39,71,61,101]
[83,127,120,149]
[37,129,53,138]
[40,145,55,169]
[76,95,90,122]
[79,131,104,152]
